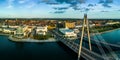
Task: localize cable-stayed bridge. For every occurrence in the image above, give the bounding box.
[51,14,119,60]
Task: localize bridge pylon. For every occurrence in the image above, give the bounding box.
[78,14,92,60]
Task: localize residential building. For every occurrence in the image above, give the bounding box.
[23,26,35,37]
[23,26,35,32]
[36,26,48,35]
[3,28,16,34]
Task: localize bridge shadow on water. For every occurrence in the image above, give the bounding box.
[57,41,85,60]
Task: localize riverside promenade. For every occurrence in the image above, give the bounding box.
[8,35,58,43]
[0,33,10,36]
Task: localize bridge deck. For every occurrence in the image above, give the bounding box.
[52,30,108,60]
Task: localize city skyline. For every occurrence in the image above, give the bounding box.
[0,0,120,18]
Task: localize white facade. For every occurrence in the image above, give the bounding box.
[37,31,46,35]
[23,26,35,32]
[106,22,120,25]
[36,26,47,32]
[59,28,77,39]
[2,25,8,28]
[0,28,2,31]
[3,28,15,34]
[74,29,79,33]
[9,26,19,28]
[22,26,35,37]
[36,26,48,35]
[75,24,95,28]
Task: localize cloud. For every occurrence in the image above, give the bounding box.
[101,10,109,12]
[85,8,90,12]
[45,0,86,6]
[54,11,65,13]
[19,1,25,4]
[99,0,104,3]
[79,8,90,12]
[52,0,87,11]
[102,3,111,8]
[99,0,113,4]
[53,7,68,10]
[6,0,15,8]
[42,0,88,12]
[54,0,71,4]
[72,6,81,10]
[42,0,59,5]
[69,2,82,11]
[18,0,28,4]
[88,4,94,7]
[105,0,113,3]
[26,3,36,8]
[42,0,49,2]
[7,5,13,8]
[78,0,86,4]
[99,0,113,8]
[118,10,120,11]
[54,0,86,4]
[46,2,60,5]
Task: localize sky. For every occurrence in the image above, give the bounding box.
[0,0,120,19]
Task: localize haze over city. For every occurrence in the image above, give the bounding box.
[0,0,120,18]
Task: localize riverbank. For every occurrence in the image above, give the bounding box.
[99,28,120,34]
[0,33,10,36]
[88,28,120,48]
[91,28,120,35]
[9,35,58,43]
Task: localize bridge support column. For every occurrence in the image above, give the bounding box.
[78,14,92,60]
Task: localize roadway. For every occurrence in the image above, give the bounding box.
[51,30,110,60]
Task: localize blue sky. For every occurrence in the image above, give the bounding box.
[0,0,120,18]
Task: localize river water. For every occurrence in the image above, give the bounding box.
[0,35,77,60]
[100,29,120,58]
[74,29,120,59]
[101,29,120,45]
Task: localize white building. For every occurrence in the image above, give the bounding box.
[0,27,2,31]
[106,22,120,25]
[59,28,77,39]
[23,26,35,32]
[9,26,19,29]
[22,26,36,37]
[14,26,24,38]
[36,26,48,35]
[1,23,9,28]
[74,29,79,33]
[3,28,16,34]
[75,24,95,28]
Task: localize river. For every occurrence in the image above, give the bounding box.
[0,35,77,60]
[101,29,120,45]
[100,29,120,58]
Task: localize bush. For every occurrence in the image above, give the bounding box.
[33,33,53,40]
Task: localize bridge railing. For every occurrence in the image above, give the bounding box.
[52,30,106,60]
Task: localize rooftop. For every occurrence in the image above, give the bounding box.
[59,28,73,34]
